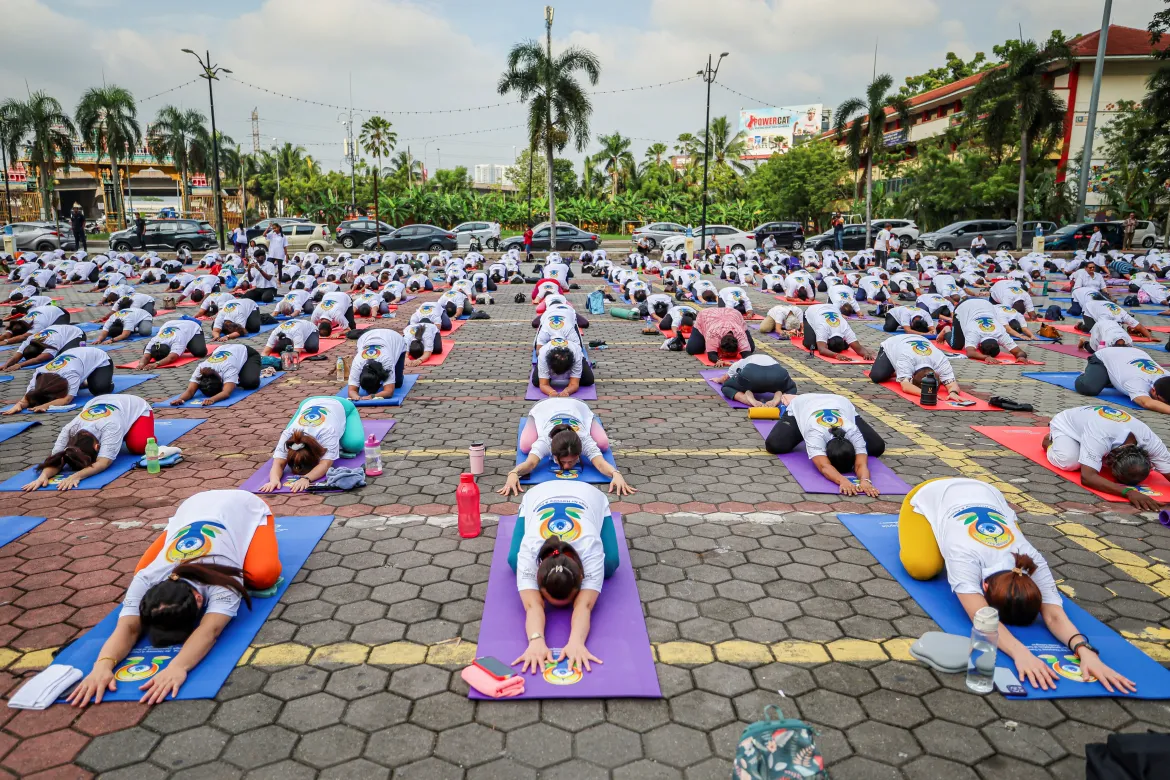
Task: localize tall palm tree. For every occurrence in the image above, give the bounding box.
[148,106,211,217]
[498,38,600,235]
[359,116,396,249]
[597,132,634,200]
[834,75,911,246]
[0,103,22,226]
[966,34,1071,248]
[2,92,76,221]
[75,85,140,230]
[387,150,421,187]
[701,116,750,176]
[643,142,668,167]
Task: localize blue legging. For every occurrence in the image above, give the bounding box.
[508,514,619,580]
[294,396,364,457]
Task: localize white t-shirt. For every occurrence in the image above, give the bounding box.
[277,290,312,313]
[1049,404,1170,473]
[783,275,815,299]
[146,319,203,355]
[514,481,610,593]
[805,304,858,345]
[274,397,348,461]
[191,343,250,386]
[536,306,583,348]
[410,301,444,327]
[21,306,67,332]
[1087,232,1104,252]
[1087,318,1132,350]
[1094,346,1168,400]
[249,261,278,290]
[1084,299,1136,328]
[718,286,751,310]
[267,319,317,350]
[932,274,961,297]
[990,280,1033,313]
[887,306,933,330]
[785,392,867,458]
[880,334,954,383]
[28,347,111,398]
[910,478,1061,605]
[311,292,353,329]
[348,329,406,388]
[211,297,258,332]
[121,491,272,620]
[108,307,152,333]
[875,229,891,252]
[54,393,152,462]
[956,299,1016,352]
[266,233,289,260]
[1070,268,1107,293]
[527,397,602,464]
[727,354,778,379]
[537,338,585,382]
[1137,282,1170,305]
[18,323,83,356]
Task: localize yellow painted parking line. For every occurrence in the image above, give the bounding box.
[1057,522,1170,602]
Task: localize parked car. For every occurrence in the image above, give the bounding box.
[499,223,600,252]
[335,219,395,249]
[659,224,754,254]
[808,224,872,251]
[253,223,331,253]
[244,217,312,243]
[873,218,920,244]
[1026,221,1058,237]
[916,220,1019,251]
[1128,219,1164,249]
[1044,221,1126,252]
[451,221,501,250]
[752,221,805,250]
[631,221,687,250]
[365,224,458,252]
[5,221,78,252]
[109,219,216,253]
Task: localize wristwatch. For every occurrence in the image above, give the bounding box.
[528,632,543,641]
[1070,638,1098,658]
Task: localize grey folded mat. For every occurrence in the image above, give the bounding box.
[910,631,975,674]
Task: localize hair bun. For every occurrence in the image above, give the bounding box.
[829,427,846,439]
[1012,552,1037,576]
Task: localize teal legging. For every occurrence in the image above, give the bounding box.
[508,514,619,580]
[294,396,364,457]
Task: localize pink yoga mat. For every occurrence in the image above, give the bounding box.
[524,383,597,401]
[239,419,396,494]
[750,419,910,494]
[1036,342,1170,365]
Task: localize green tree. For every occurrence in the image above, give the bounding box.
[700,116,749,176]
[0,102,26,225]
[2,92,76,220]
[75,85,140,229]
[148,105,210,217]
[899,51,991,97]
[966,33,1070,247]
[359,116,397,248]
[428,166,471,193]
[498,37,600,237]
[1096,100,1167,221]
[386,150,422,189]
[833,75,911,246]
[596,132,634,199]
[748,140,849,232]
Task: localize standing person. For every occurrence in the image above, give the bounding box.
[833,214,845,251]
[1087,225,1104,258]
[265,222,288,284]
[69,204,87,253]
[490,221,501,250]
[874,223,891,266]
[134,212,147,251]
[1124,213,1138,251]
[523,225,534,262]
[231,224,247,255]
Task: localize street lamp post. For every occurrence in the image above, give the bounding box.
[697,52,729,259]
[182,48,231,250]
[271,138,281,218]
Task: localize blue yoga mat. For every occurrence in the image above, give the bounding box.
[0,376,10,383]
[53,514,334,701]
[514,416,617,484]
[334,374,418,406]
[0,418,205,492]
[1022,371,1142,409]
[155,372,284,409]
[0,420,39,444]
[19,374,158,413]
[0,516,47,547]
[77,323,103,333]
[838,513,1170,699]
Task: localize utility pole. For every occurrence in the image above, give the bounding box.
[545,5,556,242]
[183,47,231,250]
[1075,0,1112,221]
[251,108,260,154]
[697,52,729,258]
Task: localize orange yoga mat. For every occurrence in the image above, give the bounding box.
[972,424,1170,503]
[789,336,874,365]
[933,339,1043,365]
[863,372,1001,411]
[773,296,819,305]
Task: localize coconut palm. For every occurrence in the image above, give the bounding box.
[966,34,1071,248]
[0,103,23,225]
[148,106,211,217]
[834,75,912,246]
[387,150,422,187]
[700,117,750,176]
[498,38,601,235]
[580,154,605,198]
[595,132,634,201]
[358,116,396,249]
[75,85,140,229]
[2,92,76,220]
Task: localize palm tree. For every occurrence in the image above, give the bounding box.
[966,34,1071,248]
[580,154,604,198]
[2,92,76,220]
[0,103,22,226]
[701,117,749,175]
[387,150,421,187]
[643,142,668,168]
[597,132,634,200]
[498,38,600,235]
[834,75,912,247]
[359,116,396,249]
[75,85,140,229]
[148,106,211,217]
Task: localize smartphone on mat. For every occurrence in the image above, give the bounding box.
[474,656,514,680]
[949,400,976,407]
[994,667,1026,697]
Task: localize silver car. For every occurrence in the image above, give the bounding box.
[632,221,687,250]
[5,221,78,252]
[451,221,501,250]
[917,220,1018,251]
[1127,220,1164,249]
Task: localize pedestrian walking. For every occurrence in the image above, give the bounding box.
[134,212,146,251]
[1087,225,1104,258]
[69,204,87,253]
[1124,213,1137,250]
[231,224,247,256]
[265,222,288,283]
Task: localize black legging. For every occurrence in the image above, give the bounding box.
[393,351,406,388]
[883,314,902,332]
[302,331,321,354]
[243,287,277,303]
[869,349,906,384]
[530,359,596,388]
[243,309,262,334]
[1074,354,1114,396]
[722,362,796,400]
[237,346,262,390]
[685,329,756,361]
[55,336,84,355]
[764,412,887,458]
[185,332,209,358]
[84,361,116,396]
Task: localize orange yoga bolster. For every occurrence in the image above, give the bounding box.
[134,514,282,590]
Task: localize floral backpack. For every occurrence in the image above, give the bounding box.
[733,705,827,780]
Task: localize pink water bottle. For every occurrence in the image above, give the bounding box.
[468,442,485,476]
[456,473,482,538]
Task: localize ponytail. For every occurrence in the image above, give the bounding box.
[39,430,99,473]
[286,430,326,475]
[536,538,583,602]
[983,553,1043,626]
[824,426,856,475]
[139,563,253,646]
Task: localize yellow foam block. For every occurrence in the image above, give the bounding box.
[747,406,781,420]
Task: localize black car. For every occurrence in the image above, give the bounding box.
[336,219,395,249]
[810,224,870,251]
[244,217,312,243]
[1045,221,1126,252]
[109,219,217,253]
[753,221,804,250]
[499,224,600,252]
[364,224,457,252]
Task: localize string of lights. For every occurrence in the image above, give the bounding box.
[140,79,199,102]
[713,81,778,107]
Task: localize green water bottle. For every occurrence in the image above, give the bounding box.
[145,437,160,474]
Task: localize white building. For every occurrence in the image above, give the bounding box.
[473,164,513,186]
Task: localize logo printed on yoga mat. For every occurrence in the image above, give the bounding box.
[975,316,996,333]
[958,507,1014,549]
[79,402,117,422]
[543,655,583,685]
[1128,358,1164,376]
[1038,653,1092,682]
[908,339,932,355]
[166,520,226,562]
[1092,405,1132,422]
[115,655,172,683]
[297,404,329,427]
[553,468,581,479]
[43,353,74,372]
[535,500,586,541]
[207,349,232,364]
[812,409,844,428]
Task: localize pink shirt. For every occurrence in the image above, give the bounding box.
[696,307,750,354]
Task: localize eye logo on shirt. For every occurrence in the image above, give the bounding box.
[908,339,932,355]
[80,402,117,422]
[1104,304,1121,315]
[1129,358,1164,376]
[419,303,436,314]
[1092,405,1132,422]
[812,409,844,428]
[821,311,841,327]
[535,500,586,542]
[43,354,73,372]
[974,317,997,333]
[547,315,566,330]
[319,299,336,311]
[116,655,172,683]
[297,404,329,427]
[33,328,55,341]
[543,656,583,686]
[207,349,232,364]
[165,520,226,563]
[1038,654,1090,683]
[958,507,1014,549]
[361,345,383,360]
[159,325,180,339]
[547,414,582,432]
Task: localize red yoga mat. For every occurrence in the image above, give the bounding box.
[1048,323,1161,343]
[790,336,874,365]
[774,296,819,305]
[972,425,1170,503]
[863,372,1001,411]
[933,340,1043,365]
[415,340,455,366]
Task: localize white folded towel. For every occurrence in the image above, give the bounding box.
[8,664,83,709]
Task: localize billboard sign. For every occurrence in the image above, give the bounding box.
[738,105,823,160]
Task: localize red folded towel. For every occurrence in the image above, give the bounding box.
[461,664,525,698]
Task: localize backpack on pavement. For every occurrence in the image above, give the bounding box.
[733,705,827,780]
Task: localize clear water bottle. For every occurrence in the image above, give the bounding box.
[335,355,346,383]
[144,437,160,475]
[364,434,383,477]
[966,606,1000,693]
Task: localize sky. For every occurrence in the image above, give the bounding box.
[2,0,1164,176]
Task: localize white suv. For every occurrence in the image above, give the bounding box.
[875,219,919,244]
[660,224,754,254]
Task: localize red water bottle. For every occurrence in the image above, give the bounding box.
[456,473,481,538]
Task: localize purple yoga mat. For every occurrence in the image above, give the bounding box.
[699,368,773,409]
[470,513,661,700]
[524,382,598,401]
[751,419,910,494]
[239,419,396,494]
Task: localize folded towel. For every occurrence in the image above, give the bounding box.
[8,664,83,709]
[461,664,525,698]
[308,465,367,491]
